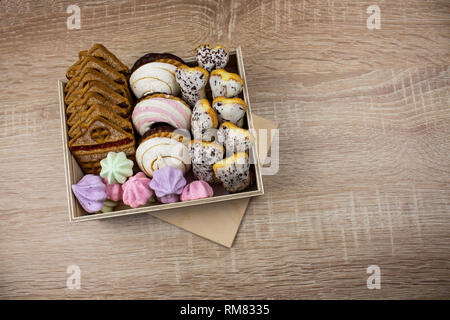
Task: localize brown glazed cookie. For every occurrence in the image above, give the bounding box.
[130,52,186,74]
[66,44,129,79]
[67,56,129,86]
[66,80,132,113]
[64,69,132,103]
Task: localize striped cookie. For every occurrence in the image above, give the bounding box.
[132,94,192,136]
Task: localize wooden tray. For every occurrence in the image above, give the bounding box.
[59,47,264,222]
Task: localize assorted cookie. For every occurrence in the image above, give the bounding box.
[132,93,192,136]
[175,65,209,107]
[189,140,224,184]
[150,166,187,203]
[65,44,135,175]
[213,152,252,193]
[212,97,247,127]
[66,44,257,214]
[191,99,219,141]
[209,69,244,99]
[194,44,229,72]
[136,136,191,177]
[217,121,254,155]
[129,52,185,99]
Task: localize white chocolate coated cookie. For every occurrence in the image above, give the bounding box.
[194,44,229,72]
[189,140,224,184]
[212,97,247,127]
[175,65,209,107]
[209,69,244,99]
[191,99,219,141]
[217,122,254,155]
[213,152,251,192]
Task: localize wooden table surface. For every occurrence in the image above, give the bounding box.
[0,0,449,299]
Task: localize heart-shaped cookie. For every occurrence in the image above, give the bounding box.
[194,44,229,72]
[175,65,209,107]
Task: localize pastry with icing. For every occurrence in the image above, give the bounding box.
[217,121,254,155]
[181,180,214,201]
[129,52,185,98]
[213,152,251,193]
[150,167,187,203]
[189,140,224,184]
[175,65,209,107]
[132,94,192,135]
[100,151,134,184]
[212,97,247,127]
[72,174,106,213]
[191,99,219,141]
[194,44,229,72]
[136,136,191,178]
[209,69,244,99]
[122,172,153,208]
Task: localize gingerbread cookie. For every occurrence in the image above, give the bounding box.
[209,69,244,99]
[194,44,229,72]
[175,65,209,107]
[66,44,129,80]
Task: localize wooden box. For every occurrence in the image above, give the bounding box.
[59,47,264,222]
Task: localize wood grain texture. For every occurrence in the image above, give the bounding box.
[0,0,449,299]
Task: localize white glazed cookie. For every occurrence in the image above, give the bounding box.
[212,97,247,127]
[213,152,251,193]
[194,44,229,72]
[175,65,209,107]
[191,99,219,141]
[209,69,244,99]
[217,121,254,156]
[189,140,224,184]
[130,62,181,98]
[136,137,191,177]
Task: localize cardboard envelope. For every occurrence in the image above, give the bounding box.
[150,114,278,247]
